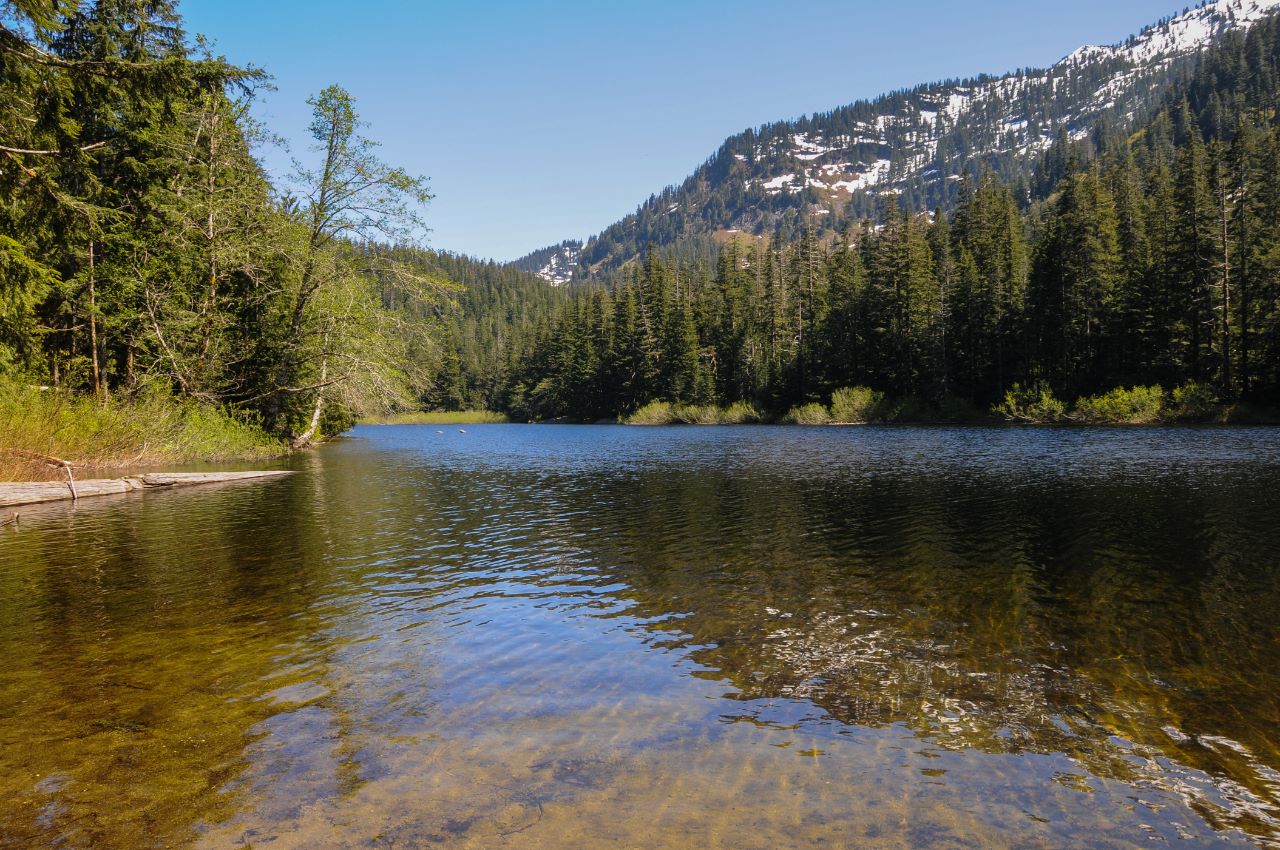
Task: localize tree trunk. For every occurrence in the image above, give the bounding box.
[291,356,328,449]
[88,240,101,401]
[1238,147,1251,398]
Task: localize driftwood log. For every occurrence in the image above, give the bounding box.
[2,449,81,500]
[0,471,293,508]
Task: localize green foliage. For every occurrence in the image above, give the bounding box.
[0,235,58,372]
[0,3,447,448]
[623,400,765,426]
[671,405,724,425]
[784,403,833,425]
[364,410,509,425]
[829,387,886,423]
[995,383,1068,423]
[1169,381,1221,422]
[624,401,675,426]
[1072,386,1166,424]
[720,401,765,424]
[0,379,280,480]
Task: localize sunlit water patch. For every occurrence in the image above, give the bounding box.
[1,424,1278,848]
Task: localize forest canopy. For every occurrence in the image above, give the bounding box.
[0,0,449,446]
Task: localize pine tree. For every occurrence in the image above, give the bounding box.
[1030,167,1122,394]
[1172,119,1218,383]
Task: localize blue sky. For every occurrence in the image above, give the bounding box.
[180,0,1184,262]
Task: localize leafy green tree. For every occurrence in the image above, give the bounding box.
[272,84,436,445]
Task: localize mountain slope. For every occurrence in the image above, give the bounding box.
[524,0,1280,282]
[511,240,583,285]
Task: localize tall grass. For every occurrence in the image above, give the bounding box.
[361,410,509,425]
[624,401,765,425]
[0,381,282,482]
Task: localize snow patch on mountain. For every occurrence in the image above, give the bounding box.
[1066,0,1280,65]
[738,0,1277,206]
[536,244,580,285]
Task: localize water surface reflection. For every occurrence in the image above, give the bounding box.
[1,425,1278,848]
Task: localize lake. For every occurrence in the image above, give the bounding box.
[2,424,1279,849]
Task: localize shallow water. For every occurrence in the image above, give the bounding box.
[2,424,1279,849]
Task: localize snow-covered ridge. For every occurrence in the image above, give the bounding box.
[737,0,1278,205]
[1065,0,1280,65]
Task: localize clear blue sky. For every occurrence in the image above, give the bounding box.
[180,0,1184,262]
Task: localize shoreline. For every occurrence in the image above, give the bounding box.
[356,418,1280,428]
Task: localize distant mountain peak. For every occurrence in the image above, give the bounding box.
[1064,0,1280,65]
[516,0,1280,283]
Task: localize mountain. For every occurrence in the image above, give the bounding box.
[511,240,583,286]
[522,0,1280,283]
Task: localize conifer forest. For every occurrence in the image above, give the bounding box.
[6,0,1280,437]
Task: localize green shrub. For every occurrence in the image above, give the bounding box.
[719,401,764,424]
[623,401,676,425]
[784,402,833,425]
[1072,385,1165,424]
[829,387,885,423]
[1169,382,1220,422]
[672,404,724,425]
[626,400,765,425]
[994,383,1067,423]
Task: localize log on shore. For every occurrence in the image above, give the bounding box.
[0,471,293,508]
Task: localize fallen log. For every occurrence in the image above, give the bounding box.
[0,471,293,508]
[2,449,81,499]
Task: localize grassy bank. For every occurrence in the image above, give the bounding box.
[0,382,284,482]
[359,410,510,425]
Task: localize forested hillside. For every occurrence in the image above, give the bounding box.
[397,250,571,410]
[506,11,1280,421]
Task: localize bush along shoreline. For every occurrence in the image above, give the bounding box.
[992,382,1271,424]
[359,411,510,425]
[614,382,1274,426]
